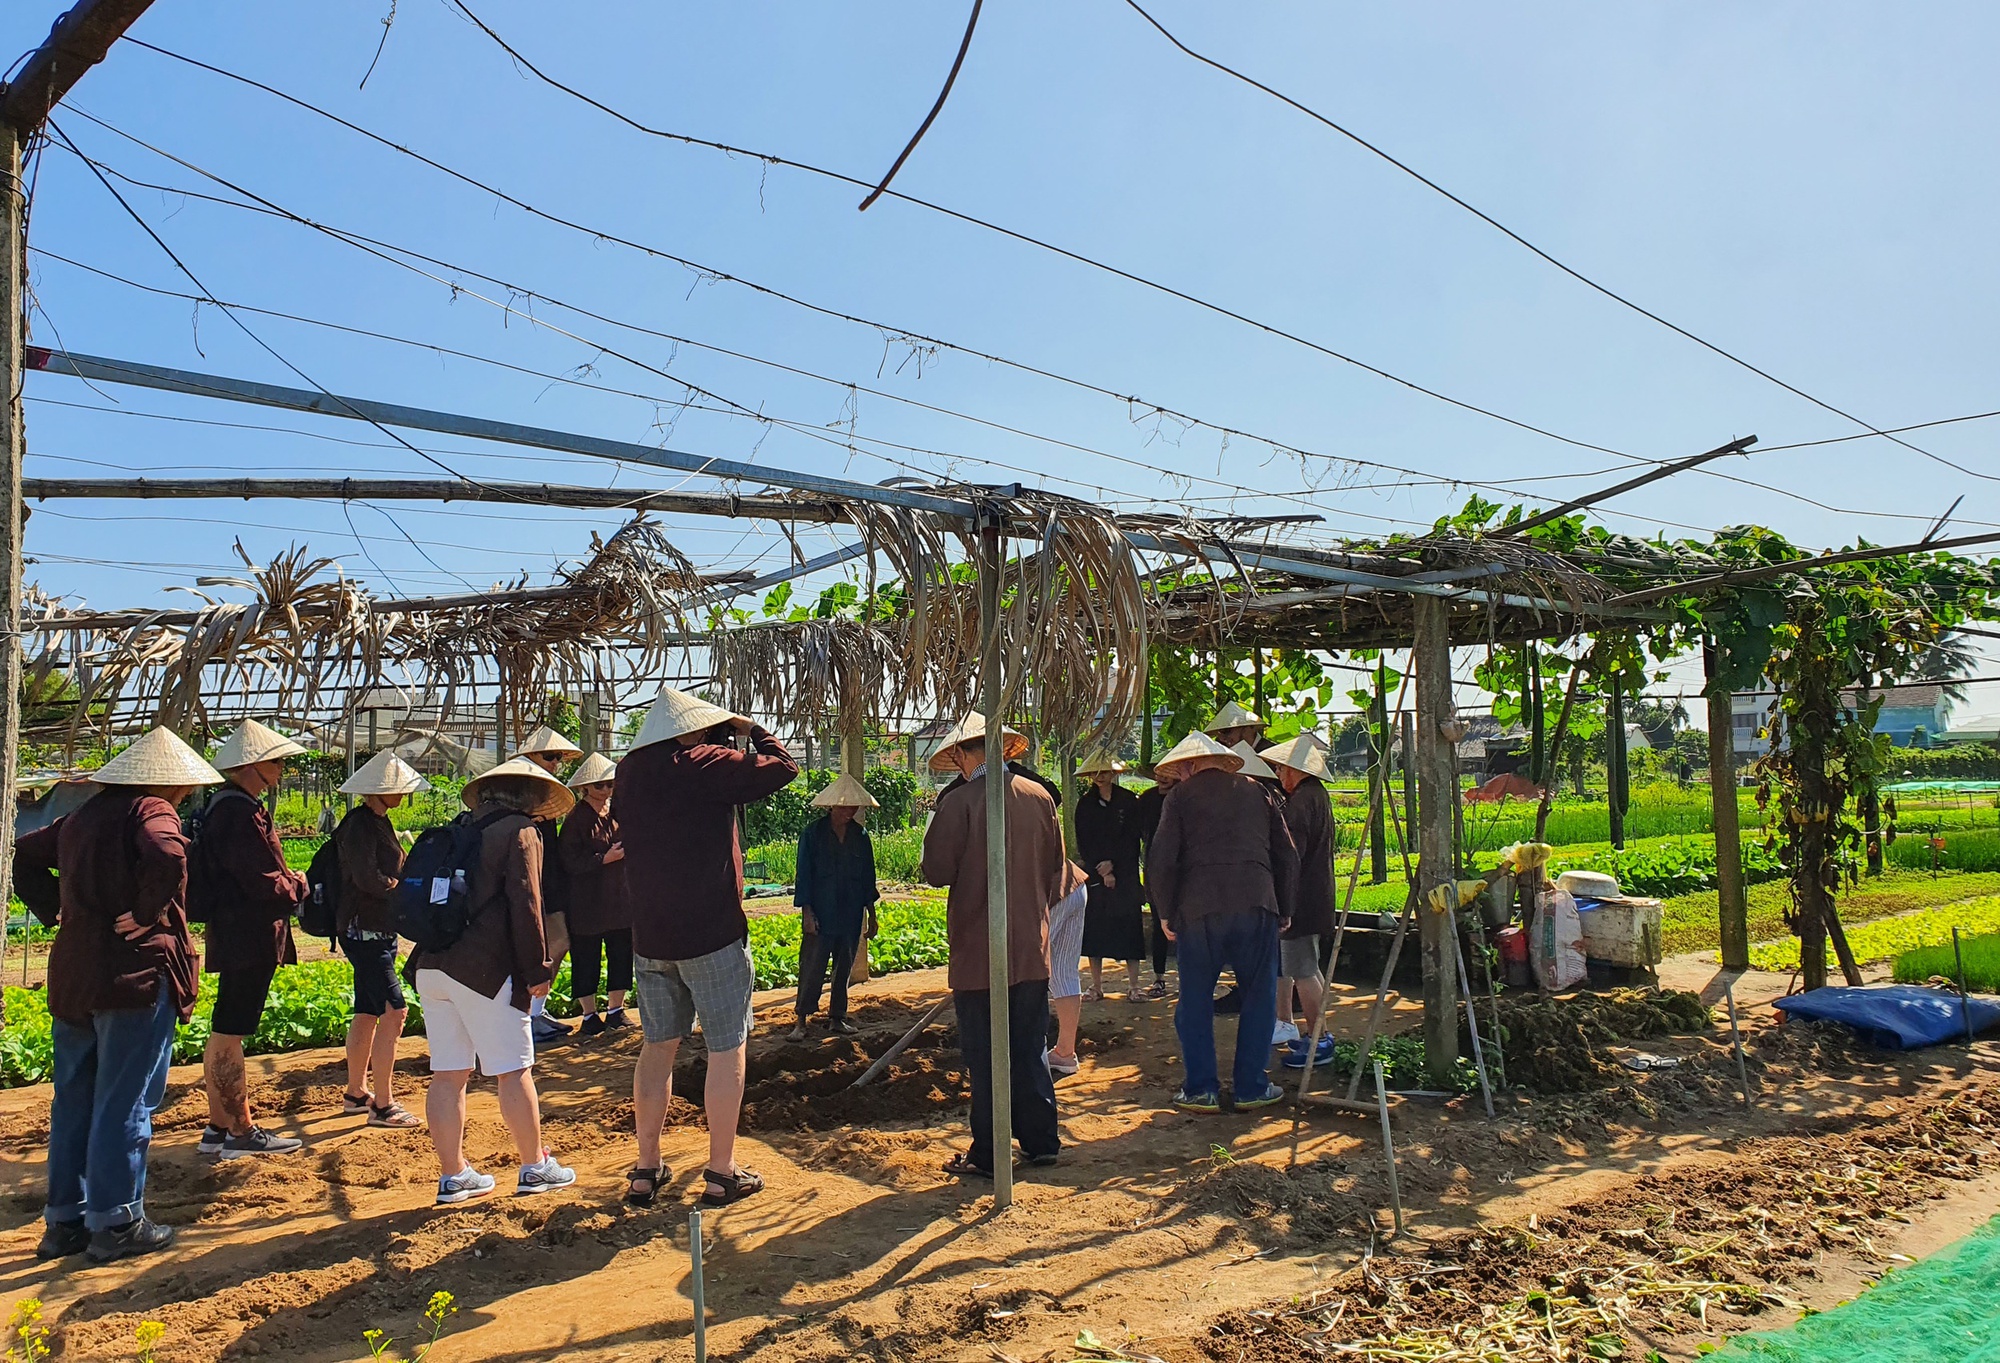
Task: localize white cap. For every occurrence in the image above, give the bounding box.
[514,724,582,759]
[1152,731,1244,782]
[565,751,618,789]
[1260,734,1334,781]
[462,757,577,821]
[1205,700,1263,735]
[1230,740,1278,781]
[926,712,1031,773]
[212,718,307,771]
[811,773,879,808]
[95,728,226,788]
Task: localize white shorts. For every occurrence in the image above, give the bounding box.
[414,969,534,1077]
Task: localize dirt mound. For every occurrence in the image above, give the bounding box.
[1493,987,1711,1092]
[1173,1153,1368,1247]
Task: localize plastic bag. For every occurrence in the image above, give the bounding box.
[1530,886,1587,991]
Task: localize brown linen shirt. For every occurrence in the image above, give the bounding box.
[557,802,632,938]
[16,790,201,1024]
[333,805,404,935]
[407,803,551,1011]
[1147,767,1300,931]
[1280,776,1336,941]
[200,783,303,975]
[615,726,799,963]
[921,768,1067,991]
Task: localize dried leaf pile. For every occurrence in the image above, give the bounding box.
[1204,1085,2000,1362]
[1491,988,1713,1094]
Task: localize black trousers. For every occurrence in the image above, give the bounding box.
[1151,907,1173,978]
[954,981,1061,1171]
[796,932,859,1022]
[570,927,634,1001]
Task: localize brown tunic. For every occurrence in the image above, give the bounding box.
[921,768,1067,991]
[1147,767,1299,931]
[558,801,632,937]
[407,802,551,1011]
[615,726,798,962]
[333,805,404,935]
[1280,776,1336,940]
[15,790,201,1024]
[200,783,303,975]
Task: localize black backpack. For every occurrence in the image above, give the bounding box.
[301,824,344,942]
[183,787,257,925]
[394,809,513,953]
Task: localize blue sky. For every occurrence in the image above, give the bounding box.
[7,2,1998,718]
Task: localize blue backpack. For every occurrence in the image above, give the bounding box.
[393,810,512,953]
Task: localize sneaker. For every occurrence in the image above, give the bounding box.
[1283,1035,1338,1070]
[196,1124,227,1157]
[603,1007,632,1029]
[218,1126,304,1160]
[436,1165,496,1205]
[1047,1052,1079,1077]
[35,1219,90,1260]
[1235,1083,1287,1110]
[531,1015,574,1043]
[1272,1020,1301,1046]
[517,1153,577,1196]
[578,1012,607,1038]
[86,1217,176,1263]
[1214,986,1243,1015]
[1173,1089,1222,1113]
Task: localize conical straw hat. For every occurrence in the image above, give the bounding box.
[566,751,618,789]
[1076,752,1126,776]
[1231,740,1278,781]
[1205,700,1264,735]
[95,728,225,788]
[338,748,432,797]
[628,686,746,753]
[1151,731,1243,782]
[925,712,1031,772]
[1260,735,1333,781]
[463,757,576,821]
[514,724,582,759]
[212,718,307,770]
[812,773,879,808]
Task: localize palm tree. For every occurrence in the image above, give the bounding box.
[1896,630,1978,710]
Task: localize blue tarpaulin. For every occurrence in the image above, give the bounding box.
[1773,983,2000,1050]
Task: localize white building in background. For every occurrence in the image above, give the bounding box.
[1731,682,1952,759]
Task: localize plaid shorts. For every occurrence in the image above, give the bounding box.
[634,939,756,1050]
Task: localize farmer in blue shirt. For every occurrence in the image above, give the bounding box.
[788,775,881,1040]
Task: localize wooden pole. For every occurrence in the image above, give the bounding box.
[1608,674,1627,849]
[579,692,599,756]
[1369,659,1389,885]
[977,518,1013,1208]
[1533,661,1585,844]
[1399,710,1416,865]
[1412,597,1460,1090]
[1705,644,1749,971]
[1137,647,1154,771]
[0,121,24,916]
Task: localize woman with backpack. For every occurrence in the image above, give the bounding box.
[331,750,431,1129]
[409,758,577,1204]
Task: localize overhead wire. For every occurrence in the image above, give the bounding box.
[1115,0,2000,486]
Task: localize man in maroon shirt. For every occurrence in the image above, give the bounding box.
[14,728,223,1263]
[614,687,798,1209]
[193,720,309,1160]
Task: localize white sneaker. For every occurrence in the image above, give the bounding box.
[1272,1020,1302,1046]
[516,1153,576,1195]
[437,1165,496,1205]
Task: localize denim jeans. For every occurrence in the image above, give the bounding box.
[954,981,1061,1171]
[1173,909,1280,1101]
[46,988,177,1230]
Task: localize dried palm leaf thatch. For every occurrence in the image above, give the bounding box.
[707,617,905,733]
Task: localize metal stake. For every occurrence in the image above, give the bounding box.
[1373,1058,1403,1238]
[1345,887,1415,1102]
[1450,925,1496,1119]
[1722,975,1751,1109]
[853,997,951,1088]
[689,1208,707,1363]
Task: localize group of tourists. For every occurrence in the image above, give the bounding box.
[19,676,1335,1250]
[915,697,1336,1176]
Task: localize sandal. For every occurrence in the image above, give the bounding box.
[941,1153,993,1180]
[341,1091,373,1116]
[700,1167,765,1208]
[367,1101,421,1128]
[624,1166,668,1208]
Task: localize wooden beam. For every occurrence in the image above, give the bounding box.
[2,0,155,134]
[1604,528,2000,608]
[20,476,843,522]
[1494,436,1755,538]
[1705,644,1748,970]
[1411,596,1459,1088]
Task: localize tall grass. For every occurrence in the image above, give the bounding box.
[1886,830,2000,874]
[1894,932,2000,992]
